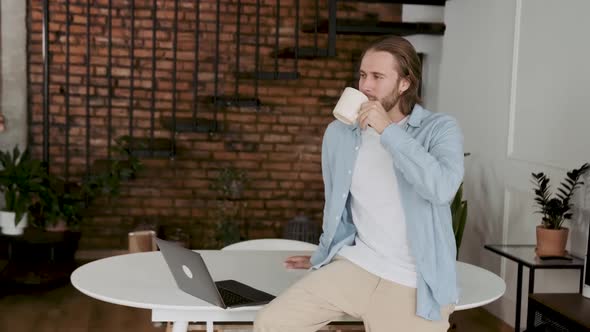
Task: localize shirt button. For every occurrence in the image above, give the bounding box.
[355,146,359,151]
[342,193,346,198]
[335,216,339,221]
[348,170,352,174]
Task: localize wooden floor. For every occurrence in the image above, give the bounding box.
[0,283,512,332]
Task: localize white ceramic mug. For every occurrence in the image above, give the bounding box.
[332,87,369,125]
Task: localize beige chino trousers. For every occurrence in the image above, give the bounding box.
[254,258,453,332]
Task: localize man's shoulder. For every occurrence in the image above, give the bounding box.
[324,120,350,137]
[416,106,460,130]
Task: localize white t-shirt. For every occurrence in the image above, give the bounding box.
[338,118,417,288]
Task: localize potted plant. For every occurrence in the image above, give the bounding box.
[0,146,46,235]
[213,167,249,200]
[81,136,143,203]
[31,136,142,232]
[451,183,468,258]
[451,153,471,259]
[212,167,249,248]
[31,176,85,232]
[531,163,590,257]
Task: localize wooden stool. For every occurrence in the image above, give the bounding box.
[128,230,157,253]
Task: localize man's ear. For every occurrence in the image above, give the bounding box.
[399,77,410,94]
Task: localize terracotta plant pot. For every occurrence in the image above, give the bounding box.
[536,225,569,257]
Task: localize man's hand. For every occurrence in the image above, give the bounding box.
[283,255,312,269]
[358,101,393,134]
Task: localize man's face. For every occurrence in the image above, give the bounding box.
[359,50,409,112]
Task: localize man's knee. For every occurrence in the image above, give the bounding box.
[253,304,281,331]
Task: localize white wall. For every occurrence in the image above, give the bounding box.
[438,0,590,330]
[402,4,444,22]
[1,0,28,152]
[402,4,445,111]
[406,35,443,111]
[0,0,28,210]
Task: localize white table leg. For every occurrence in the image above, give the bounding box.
[206,321,213,332]
[171,321,189,332]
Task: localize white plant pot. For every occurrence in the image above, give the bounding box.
[0,211,28,236]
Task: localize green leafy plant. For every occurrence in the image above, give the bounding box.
[531,163,590,230]
[0,146,46,225]
[212,167,249,200]
[31,176,85,229]
[82,136,143,201]
[214,217,241,248]
[451,183,468,257]
[32,136,143,229]
[212,167,249,248]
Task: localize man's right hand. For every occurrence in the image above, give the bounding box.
[283,255,312,269]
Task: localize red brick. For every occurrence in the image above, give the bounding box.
[263,134,292,144]
[28,0,398,250]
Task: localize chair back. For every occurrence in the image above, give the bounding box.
[221,238,318,251]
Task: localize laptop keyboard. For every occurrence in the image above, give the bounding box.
[218,287,252,307]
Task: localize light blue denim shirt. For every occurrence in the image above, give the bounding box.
[310,104,464,321]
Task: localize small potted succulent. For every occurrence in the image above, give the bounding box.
[531,163,589,256]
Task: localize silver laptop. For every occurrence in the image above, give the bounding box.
[155,238,275,309]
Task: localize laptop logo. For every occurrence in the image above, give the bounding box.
[182,265,193,279]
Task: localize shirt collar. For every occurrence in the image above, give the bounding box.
[407,104,426,128]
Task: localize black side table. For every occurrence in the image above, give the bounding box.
[484,244,584,332]
[527,293,590,331]
[0,228,81,288]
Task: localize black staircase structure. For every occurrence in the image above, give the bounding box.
[35,0,446,179]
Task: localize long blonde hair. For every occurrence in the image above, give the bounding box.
[362,36,422,115]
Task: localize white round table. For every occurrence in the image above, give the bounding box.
[71,250,505,332]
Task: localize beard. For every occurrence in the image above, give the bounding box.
[380,89,402,112]
[379,86,401,112]
[368,78,402,112]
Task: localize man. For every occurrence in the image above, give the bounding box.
[254,35,464,332]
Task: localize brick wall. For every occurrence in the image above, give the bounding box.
[27,0,402,250]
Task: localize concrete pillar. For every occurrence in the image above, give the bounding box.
[1,0,28,152]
